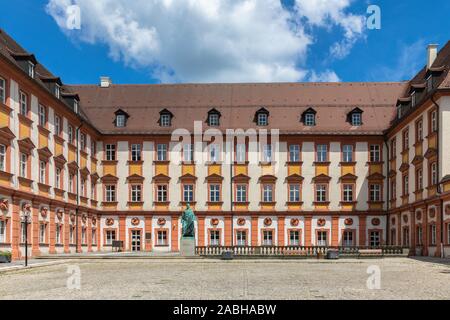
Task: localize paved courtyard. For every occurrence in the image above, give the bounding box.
[0,257,449,300]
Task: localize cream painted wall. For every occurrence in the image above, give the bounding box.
[439,96,450,179]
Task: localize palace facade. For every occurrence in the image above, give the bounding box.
[0,29,449,260]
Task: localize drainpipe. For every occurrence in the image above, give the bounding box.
[384,138,390,245]
[430,95,444,258]
[75,120,85,254]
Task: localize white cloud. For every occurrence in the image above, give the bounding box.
[46,0,365,83]
[308,70,341,82]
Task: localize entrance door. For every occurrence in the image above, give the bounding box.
[131,230,141,252]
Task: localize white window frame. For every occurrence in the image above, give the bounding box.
[209,144,220,163]
[289,230,300,246]
[54,115,61,135]
[370,231,381,247]
[106,230,116,245]
[157,185,168,202]
[0,220,5,243]
[370,145,381,162]
[208,113,219,126]
[289,184,300,202]
[38,104,46,127]
[316,144,328,163]
[105,144,116,161]
[0,144,5,172]
[431,162,438,186]
[342,145,353,163]
[20,153,27,178]
[430,225,436,245]
[370,184,381,202]
[39,160,46,184]
[351,113,362,126]
[263,184,273,203]
[210,230,220,246]
[131,185,142,203]
[0,77,5,104]
[68,125,74,144]
[236,144,246,163]
[316,184,327,203]
[343,231,354,247]
[20,91,27,116]
[131,144,141,162]
[236,185,247,203]
[304,113,315,126]
[157,230,168,246]
[105,185,116,203]
[183,184,194,203]
[183,144,194,162]
[289,145,300,162]
[317,231,328,246]
[55,224,61,245]
[55,84,61,99]
[160,114,171,127]
[262,144,272,163]
[209,184,220,203]
[39,224,46,244]
[236,231,247,246]
[431,110,437,132]
[157,144,167,161]
[343,184,354,202]
[28,61,35,78]
[262,230,273,246]
[116,114,126,127]
[257,113,268,126]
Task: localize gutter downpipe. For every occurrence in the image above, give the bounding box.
[430,95,444,258]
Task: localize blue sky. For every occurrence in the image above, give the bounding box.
[0,0,449,85]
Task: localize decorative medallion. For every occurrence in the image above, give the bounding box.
[40,207,49,219]
[317,218,326,227]
[416,210,422,221]
[237,218,246,226]
[56,209,63,220]
[22,203,31,213]
[290,218,299,227]
[0,199,9,211]
[372,218,381,226]
[106,218,114,226]
[131,217,140,226]
[157,218,166,226]
[211,218,219,227]
[344,218,354,226]
[429,207,436,219]
[264,218,272,227]
[403,215,409,224]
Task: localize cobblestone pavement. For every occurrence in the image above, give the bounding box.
[0,257,449,300]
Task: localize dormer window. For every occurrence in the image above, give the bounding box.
[159,109,173,127]
[301,108,317,126]
[207,108,221,126]
[114,109,129,128]
[411,91,416,107]
[254,108,269,126]
[55,84,61,99]
[28,61,35,78]
[73,100,79,113]
[426,75,433,92]
[347,108,363,126]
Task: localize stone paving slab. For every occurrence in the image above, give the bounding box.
[0,257,449,300]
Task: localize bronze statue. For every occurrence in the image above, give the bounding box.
[181,204,196,237]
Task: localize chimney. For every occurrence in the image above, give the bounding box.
[427,44,438,69]
[100,76,112,88]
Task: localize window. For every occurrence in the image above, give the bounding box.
[39,161,46,184]
[0,144,5,171]
[236,185,247,203]
[80,133,86,150]
[0,220,5,243]
[131,185,142,202]
[157,144,167,161]
[208,113,220,126]
[209,185,220,202]
[369,184,381,202]
[430,225,436,245]
[316,185,327,203]
[416,169,423,191]
[20,153,27,178]
[183,144,194,162]
[160,114,171,127]
[69,174,74,193]
[390,138,396,159]
[19,91,28,116]
[370,231,381,247]
[209,144,220,162]
[304,113,315,126]
[430,110,437,133]
[39,224,46,243]
[402,228,410,247]
[370,145,381,162]
[402,129,409,151]
[55,224,61,245]
[236,144,246,163]
[21,222,26,243]
[316,144,328,162]
[343,184,354,202]
[54,115,61,135]
[262,144,272,163]
[92,229,97,245]
[426,75,433,92]
[28,61,35,78]
[317,231,327,246]
[289,145,300,162]
[68,125,74,144]
[403,175,409,196]
[106,230,116,245]
[80,178,85,196]
[81,228,86,245]
[0,77,5,104]
[263,230,273,246]
[262,184,273,203]
[91,141,96,155]
[390,229,396,246]
[105,185,116,202]
[105,144,116,161]
[289,230,300,246]
[236,231,247,246]
[38,104,46,127]
[157,230,168,246]
[91,183,96,200]
[183,184,194,203]
[289,184,300,202]
[411,92,416,107]
[131,144,141,162]
[416,120,423,142]
[430,162,438,186]
[55,84,61,99]
[351,113,362,126]
[391,180,396,200]
[257,113,268,126]
[417,226,423,246]
[157,185,168,202]
[343,231,354,247]
[73,100,79,114]
[116,114,126,127]
[210,230,220,246]
[342,145,353,162]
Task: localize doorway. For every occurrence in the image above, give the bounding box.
[131,230,141,252]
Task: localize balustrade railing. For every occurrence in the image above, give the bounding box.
[195,246,407,257]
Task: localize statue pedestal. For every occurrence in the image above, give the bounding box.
[180,237,196,257]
